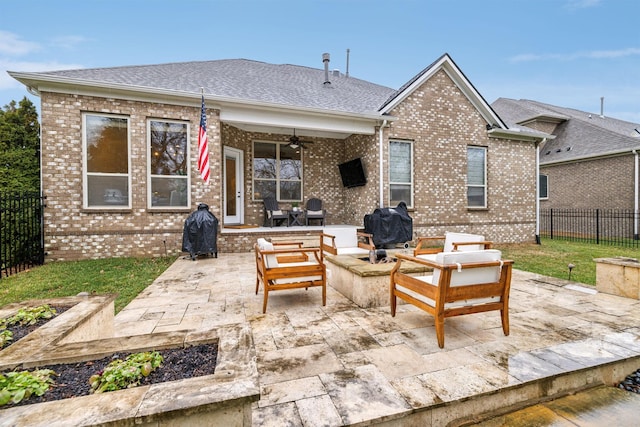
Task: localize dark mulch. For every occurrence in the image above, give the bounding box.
[2,305,72,349]
[2,343,218,408]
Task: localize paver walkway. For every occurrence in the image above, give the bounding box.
[114,252,640,426]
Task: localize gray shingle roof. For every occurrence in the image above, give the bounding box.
[29,59,396,116]
[492,98,640,164]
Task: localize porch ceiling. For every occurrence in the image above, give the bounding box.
[220,105,382,140]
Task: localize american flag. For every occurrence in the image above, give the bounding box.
[197,95,210,184]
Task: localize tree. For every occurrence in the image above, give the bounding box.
[0,97,40,193]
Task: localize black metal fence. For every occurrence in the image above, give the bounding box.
[540,208,640,248]
[0,192,46,279]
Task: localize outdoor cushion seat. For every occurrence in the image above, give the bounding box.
[390,249,513,348]
[255,238,326,313]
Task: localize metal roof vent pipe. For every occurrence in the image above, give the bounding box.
[600,96,605,118]
[323,53,331,86]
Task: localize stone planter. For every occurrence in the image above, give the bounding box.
[594,256,640,299]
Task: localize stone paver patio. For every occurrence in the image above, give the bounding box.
[3,248,640,426]
[111,251,640,426]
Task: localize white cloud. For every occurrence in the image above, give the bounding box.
[565,0,601,9]
[510,47,640,62]
[0,30,41,56]
[0,59,83,90]
[50,35,89,50]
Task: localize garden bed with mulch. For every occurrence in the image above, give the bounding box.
[1,343,218,408]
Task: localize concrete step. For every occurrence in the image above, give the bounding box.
[471,385,640,426]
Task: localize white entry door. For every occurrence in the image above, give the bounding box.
[223,146,244,224]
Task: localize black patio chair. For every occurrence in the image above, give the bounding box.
[263,196,288,227]
[305,198,326,226]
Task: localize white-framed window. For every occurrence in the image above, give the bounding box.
[389,140,413,207]
[147,119,190,209]
[252,141,302,201]
[539,174,549,200]
[83,113,131,209]
[467,146,487,208]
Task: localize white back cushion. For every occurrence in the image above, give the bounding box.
[323,227,358,248]
[433,249,502,286]
[443,232,485,252]
[257,238,278,268]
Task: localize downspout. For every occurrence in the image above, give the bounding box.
[535,139,544,244]
[634,150,639,240]
[379,120,388,208]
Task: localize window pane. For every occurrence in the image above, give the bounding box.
[150,121,187,176]
[254,180,276,200]
[280,144,301,180]
[467,186,485,207]
[467,147,485,185]
[86,115,128,173]
[539,174,548,198]
[254,142,277,179]
[390,141,411,183]
[390,184,411,206]
[87,175,129,206]
[151,177,188,207]
[280,181,301,201]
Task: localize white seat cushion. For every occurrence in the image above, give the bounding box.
[307,210,323,216]
[267,210,284,218]
[323,227,358,248]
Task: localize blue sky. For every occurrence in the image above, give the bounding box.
[1,0,639,122]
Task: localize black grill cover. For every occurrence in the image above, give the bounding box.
[182,203,218,260]
[363,201,413,248]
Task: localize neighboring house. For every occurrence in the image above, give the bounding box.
[9,53,546,260]
[492,98,640,213]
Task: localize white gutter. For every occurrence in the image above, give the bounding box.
[536,140,544,243]
[379,120,388,208]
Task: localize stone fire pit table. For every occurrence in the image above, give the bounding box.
[324,253,432,308]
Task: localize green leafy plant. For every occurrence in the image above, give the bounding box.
[0,369,56,406]
[0,330,12,348]
[1,304,57,328]
[89,351,163,394]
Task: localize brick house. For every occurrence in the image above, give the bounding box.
[492,98,640,213]
[9,53,547,260]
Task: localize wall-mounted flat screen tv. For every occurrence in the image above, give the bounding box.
[338,158,367,188]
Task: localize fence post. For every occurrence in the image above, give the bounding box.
[596,209,600,245]
[550,208,554,240]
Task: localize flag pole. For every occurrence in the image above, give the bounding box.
[197,87,211,184]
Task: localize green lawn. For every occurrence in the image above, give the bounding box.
[500,238,639,286]
[0,257,177,313]
[0,238,637,312]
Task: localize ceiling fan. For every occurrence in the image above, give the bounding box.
[288,129,313,150]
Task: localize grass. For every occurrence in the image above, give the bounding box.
[0,257,177,313]
[500,238,639,286]
[0,238,638,312]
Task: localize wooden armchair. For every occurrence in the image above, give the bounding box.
[390,249,513,348]
[414,232,493,260]
[320,228,375,257]
[255,238,326,313]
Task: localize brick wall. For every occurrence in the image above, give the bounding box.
[39,69,538,260]
[540,154,636,209]
[40,92,220,260]
[384,70,538,243]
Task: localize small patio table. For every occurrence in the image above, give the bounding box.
[288,211,304,226]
